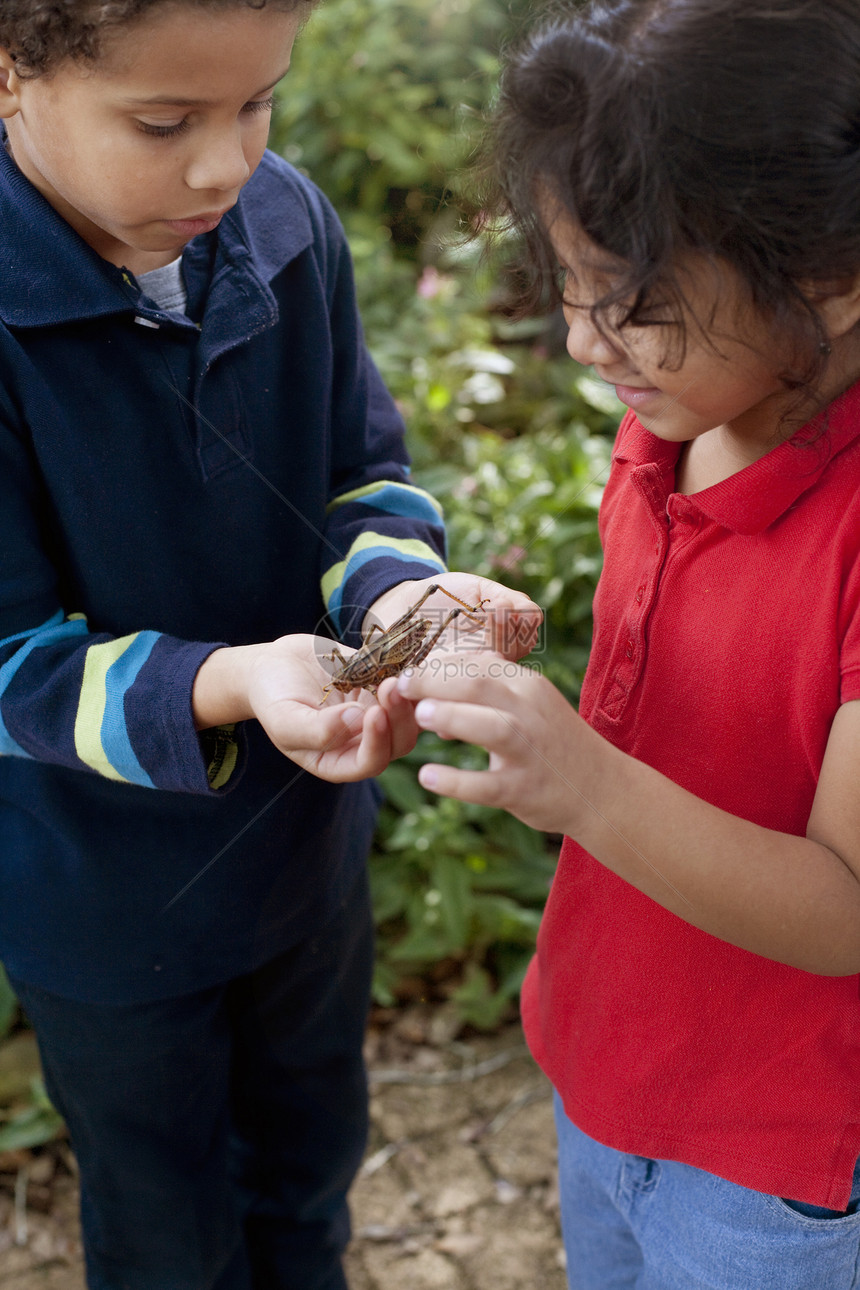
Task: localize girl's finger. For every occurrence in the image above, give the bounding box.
[417,761,505,807]
[396,659,508,705]
[413,698,516,754]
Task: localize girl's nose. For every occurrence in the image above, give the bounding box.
[185,128,251,194]
[564,306,622,368]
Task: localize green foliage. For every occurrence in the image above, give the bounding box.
[273,0,619,1026]
[0,964,17,1041]
[425,418,610,697]
[0,1078,64,1153]
[272,0,532,248]
[0,987,65,1152]
[368,375,614,1018]
[370,743,552,1025]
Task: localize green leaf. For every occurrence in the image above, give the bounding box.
[430,854,472,951]
[0,1031,41,1105]
[0,1076,63,1152]
[449,964,511,1031]
[0,1095,64,1153]
[371,960,400,1008]
[378,763,428,814]
[0,964,17,1041]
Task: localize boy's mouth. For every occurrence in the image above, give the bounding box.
[163,211,229,237]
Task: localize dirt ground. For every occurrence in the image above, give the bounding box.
[0,1011,566,1290]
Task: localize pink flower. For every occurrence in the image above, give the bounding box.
[417,267,443,299]
[491,544,527,573]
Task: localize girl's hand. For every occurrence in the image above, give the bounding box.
[387,652,596,836]
[365,574,542,665]
[392,657,860,976]
[194,635,420,782]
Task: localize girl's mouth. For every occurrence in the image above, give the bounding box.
[613,383,661,409]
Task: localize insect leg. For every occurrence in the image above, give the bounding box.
[411,608,461,667]
[425,585,490,623]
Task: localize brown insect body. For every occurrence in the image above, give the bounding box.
[320,584,488,703]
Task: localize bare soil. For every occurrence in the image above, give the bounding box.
[0,1012,565,1290]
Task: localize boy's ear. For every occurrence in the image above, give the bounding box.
[804,273,860,342]
[0,47,23,118]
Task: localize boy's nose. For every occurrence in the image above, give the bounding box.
[185,129,251,193]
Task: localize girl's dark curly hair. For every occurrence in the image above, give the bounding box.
[484,0,860,386]
[0,0,314,77]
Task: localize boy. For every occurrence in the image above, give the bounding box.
[0,2,537,1286]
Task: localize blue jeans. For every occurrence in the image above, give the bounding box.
[11,872,374,1290]
[555,1094,860,1289]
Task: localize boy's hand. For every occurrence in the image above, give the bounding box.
[193,636,420,782]
[364,574,542,664]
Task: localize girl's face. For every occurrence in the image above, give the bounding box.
[0,4,304,274]
[551,216,803,464]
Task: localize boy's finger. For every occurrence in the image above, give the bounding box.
[382,688,421,759]
[351,703,394,777]
[487,608,543,659]
[277,700,364,753]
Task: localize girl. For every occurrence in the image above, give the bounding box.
[392,1,860,1285]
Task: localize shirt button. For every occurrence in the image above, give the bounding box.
[626,640,635,659]
[635,587,644,603]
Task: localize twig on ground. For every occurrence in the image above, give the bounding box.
[368,1046,529,1087]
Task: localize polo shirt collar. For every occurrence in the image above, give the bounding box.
[0,134,136,326]
[615,379,860,535]
[0,135,313,329]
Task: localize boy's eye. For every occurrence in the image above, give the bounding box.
[243,96,275,115]
[137,118,191,139]
[136,97,274,140]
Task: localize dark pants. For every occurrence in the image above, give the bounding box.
[11,873,374,1290]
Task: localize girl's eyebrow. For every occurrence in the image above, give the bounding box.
[122,69,290,108]
[554,251,620,283]
[579,252,624,279]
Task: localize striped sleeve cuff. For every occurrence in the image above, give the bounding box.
[322,479,448,640]
[325,480,444,524]
[0,610,88,759]
[0,613,240,794]
[73,630,162,785]
[322,533,447,639]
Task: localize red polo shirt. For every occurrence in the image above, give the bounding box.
[521,382,860,1208]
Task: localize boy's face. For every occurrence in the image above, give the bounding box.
[0,3,304,274]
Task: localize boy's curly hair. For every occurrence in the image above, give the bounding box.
[0,0,314,76]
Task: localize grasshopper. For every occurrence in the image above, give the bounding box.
[320,584,490,704]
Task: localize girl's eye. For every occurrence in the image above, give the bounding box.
[556,268,580,306]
